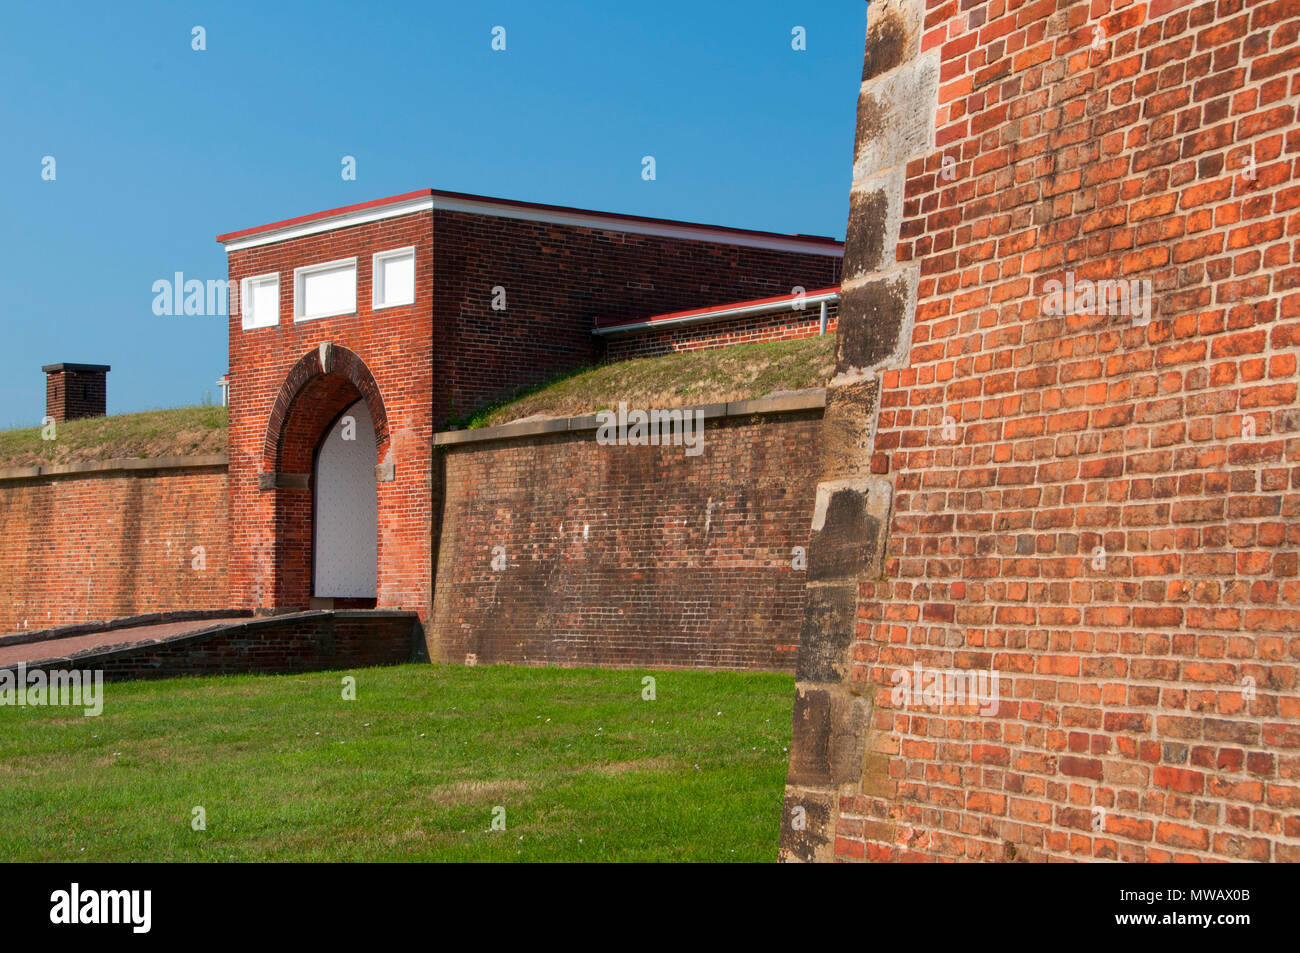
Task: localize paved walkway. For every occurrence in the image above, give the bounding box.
[0,617,250,667]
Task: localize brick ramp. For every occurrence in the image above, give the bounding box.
[0,610,424,681]
[0,617,250,667]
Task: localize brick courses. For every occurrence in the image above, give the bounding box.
[0,462,229,634]
[6,610,421,682]
[432,209,841,417]
[429,407,824,671]
[225,212,435,621]
[42,363,109,422]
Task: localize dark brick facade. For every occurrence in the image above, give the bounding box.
[8,610,422,682]
[432,209,841,416]
[604,301,840,361]
[42,363,109,422]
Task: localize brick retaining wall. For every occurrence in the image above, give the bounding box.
[429,393,826,671]
[0,456,230,635]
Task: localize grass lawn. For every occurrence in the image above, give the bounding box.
[0,664,795,862]
[0,405,227,469]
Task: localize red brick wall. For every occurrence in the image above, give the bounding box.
[429,411,823,671]
[604,302,840,361]
[786,0,1300,863]
[0,466,229,634]
[432,209,841,419]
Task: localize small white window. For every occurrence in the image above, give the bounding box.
[372,247,415,309]
[295,258,357,322]
[241,273,280,329]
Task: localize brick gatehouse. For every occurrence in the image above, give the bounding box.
[217,189,844,626]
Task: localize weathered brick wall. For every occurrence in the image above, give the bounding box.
[429,409,824,671]
[784,0,1300,863]
[0,464,229,635]
[604,301,840,361]
[433,209,842,418]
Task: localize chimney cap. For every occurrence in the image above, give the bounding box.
[41,363,111,374]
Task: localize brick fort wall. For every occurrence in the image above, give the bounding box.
[782,0,1300,863]
[429,405,825,671]
[0,462,230,635]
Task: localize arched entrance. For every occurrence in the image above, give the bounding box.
[260,344,391,611]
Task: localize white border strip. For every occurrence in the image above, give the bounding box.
[221,195,843,256]
[223,197,434,252]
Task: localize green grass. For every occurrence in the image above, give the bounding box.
[462,334,834,429]
[0,664,795,862]
[0,405,227,469]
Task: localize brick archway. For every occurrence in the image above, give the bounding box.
[264,343,391,472]
[261,345,391,610]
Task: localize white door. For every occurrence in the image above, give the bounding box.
[313,399,378,598]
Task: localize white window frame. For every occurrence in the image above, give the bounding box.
[372,246,416,310]
[294,257,358,322]
[240,272,280,330]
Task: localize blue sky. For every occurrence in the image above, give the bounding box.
[0,1,866,426]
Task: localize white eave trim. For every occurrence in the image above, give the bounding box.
[221,195,844,256]
[593,290,841,336]
[429,196,844,256]
[222,196,435,252]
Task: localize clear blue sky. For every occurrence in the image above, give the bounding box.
[0,1,866,426]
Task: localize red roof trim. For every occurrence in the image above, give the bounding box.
[597,285,842,331]
[216,188,845,247]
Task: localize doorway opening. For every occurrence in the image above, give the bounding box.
[313,399,378,601]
